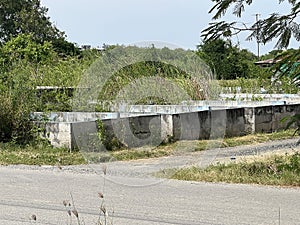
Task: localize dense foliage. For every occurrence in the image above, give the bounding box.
[0,0,79,55]
[93,46,217,110]
[197,38,261,79]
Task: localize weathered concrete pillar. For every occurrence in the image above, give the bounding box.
[244,107,255,134]
[210,109,226,139]
[254,106,273,133]
[44,122,72,149]
[161,114,173,142]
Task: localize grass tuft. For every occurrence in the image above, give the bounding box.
[164,152,300,186]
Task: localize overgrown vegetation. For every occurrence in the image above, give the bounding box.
[0,142,85,165]
[0,33,100,143]
[218,77,299,94]
[165,152,300,187]
[197,39,260,80]
[0,0,298,150]
[98,59,209,104]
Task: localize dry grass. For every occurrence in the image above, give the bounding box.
[0,142,85,165]
[60,166,113,225]
[161,150,300,187]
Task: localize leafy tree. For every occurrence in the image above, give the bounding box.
[0,0,79,55]
[51,37,81,56]
[0,0,61,42]
[202,0,299,84]
[202,0,300,50]
[0,34,56,84]
[260,49,284,60]
[0,34,55,63]
[273,49,300,84]
[197,38,257,79]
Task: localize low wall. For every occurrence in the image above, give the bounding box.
[102,115,163,149]
[114,104,209,114]
[42,122,73,149]
[39,103,300,149]
[32,112,158,122]
[245,104,300,133]
[42,121,98,150]
[172,108,245,141]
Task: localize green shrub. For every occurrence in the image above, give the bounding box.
[0,61,37,143]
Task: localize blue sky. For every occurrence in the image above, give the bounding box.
[41,0,298,55]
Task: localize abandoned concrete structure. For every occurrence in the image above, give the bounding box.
[34,101,300,150]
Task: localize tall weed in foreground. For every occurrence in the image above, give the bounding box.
[61,165,113,225]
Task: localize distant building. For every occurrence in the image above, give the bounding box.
[254,59,278,68]
[81,45,91,50]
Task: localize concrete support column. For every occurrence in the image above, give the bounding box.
[161,114,173,142]
[244,107,255,134]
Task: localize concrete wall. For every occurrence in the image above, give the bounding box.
[33,112,119,122]
[42,121,99,150]
[172,108,245,141]
[219,94,300,103]
[173,111,209,140]
[245,104,300,133]
[114,104,209,114]
[182,100,286,108]
[32,111,160,122]
[71,121,99,151]
[43,122,72,149]
[225,108,245,137]
[40,103,300,150]
[102,115,162,149]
